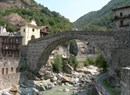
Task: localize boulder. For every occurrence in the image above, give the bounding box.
[1,92,12,95]
[63,88,70,92]
[10,85,18,92]
[32,88,42,95]
[18,87,33,95]
[35,84,46,91]
[62,76,71,82]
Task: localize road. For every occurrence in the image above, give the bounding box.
[95,73,112,95]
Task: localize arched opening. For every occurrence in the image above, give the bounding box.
[31,35,35,40]
[47,39,107,73]
[36,39,109,95]
[37,37,109,73]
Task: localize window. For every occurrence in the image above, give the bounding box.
[11,67,13,72]
[6,68,8,74]
[120,12,123,16]
[23,29,25,32]
[120,20,123,26]
[16,68,19,72]
[32,28,35,32]
[2,68,4,75]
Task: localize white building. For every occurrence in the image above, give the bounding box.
[0,25,7,34]
[20,19,40,45]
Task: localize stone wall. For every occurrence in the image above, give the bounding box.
[28,31,117,72]
[0,72,27,90]
[0,57,20,75]
[121,67,130,95]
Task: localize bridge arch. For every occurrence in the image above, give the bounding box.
[28,31,117,73]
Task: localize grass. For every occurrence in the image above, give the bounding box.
[102,80,121,95]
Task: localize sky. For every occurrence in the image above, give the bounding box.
[35,0,111,22]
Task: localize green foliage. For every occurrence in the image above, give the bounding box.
[69,40,78,56]
[62,59,70,73]
[84,57,95,66]
[95,54,108,71]
[52,54,79,73]
[0,4,73,33]
[68,55,78,69]
[0,17,16,32]
[52,54,63,73]
[74,0,130,31]
[84,54,108,70]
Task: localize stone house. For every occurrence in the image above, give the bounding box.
[0,26,22,75]
[0,57,19,75]
[76,40,96,61]
[112,6,130,29]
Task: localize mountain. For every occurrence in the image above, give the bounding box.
[74,0,130,31]
[0,0,73,33]
[0,0,40,11]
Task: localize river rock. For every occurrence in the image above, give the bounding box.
[10,85,18,92]
[1,92,12,95]
[32,88,42,95]
[63,88,70,92]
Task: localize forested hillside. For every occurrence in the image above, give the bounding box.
[74,0,130,31]
[0,0,73,33]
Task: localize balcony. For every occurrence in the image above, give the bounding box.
[113,14,130,21]
[119,23,129,28]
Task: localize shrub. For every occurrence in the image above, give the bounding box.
[52,54,63,73]
[95,54,108,71]
[68,55,78,69]
[84,57,95,66]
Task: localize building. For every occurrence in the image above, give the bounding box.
[20,19,49,45]
[0,26,22,75]
[0,58,20,75]
[76,40,96,61]
[20,19,40,45]
[112,6,130,29]
[40,26,49,37]
[0,26,22,57]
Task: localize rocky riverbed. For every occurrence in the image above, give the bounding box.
[0,65,100,95]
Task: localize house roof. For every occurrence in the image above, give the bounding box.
[27,24,40,29]
[40,26,48,33]
[112,6,130,11]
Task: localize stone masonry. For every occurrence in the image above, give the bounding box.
[28,31,118,72]
[121,67,130,95]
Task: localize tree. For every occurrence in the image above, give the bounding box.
[68,55,78,69]
[69,40,78,56]
[52,54,63,73]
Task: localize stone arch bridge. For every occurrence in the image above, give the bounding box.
[27,30,130,73]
